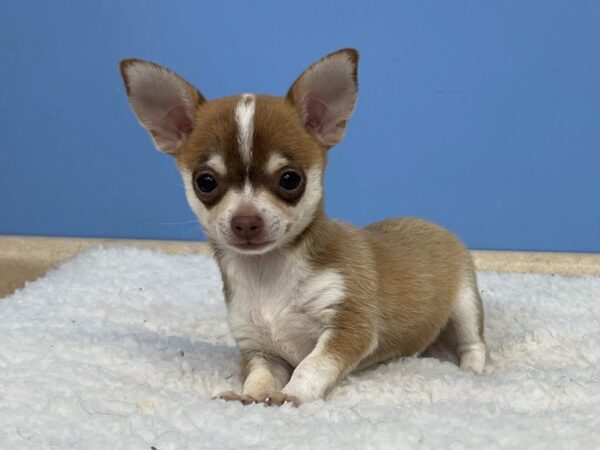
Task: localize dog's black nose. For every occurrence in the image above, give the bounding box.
[231,215,264,240]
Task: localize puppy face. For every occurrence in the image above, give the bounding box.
[120,49,358,255]
[177,95,326,254]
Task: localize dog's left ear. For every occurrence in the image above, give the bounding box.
[287,48,358,147]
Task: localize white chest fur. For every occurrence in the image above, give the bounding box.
[222,251,345,367]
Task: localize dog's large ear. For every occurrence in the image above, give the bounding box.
[119,59,206,154]
[287,49,358,147]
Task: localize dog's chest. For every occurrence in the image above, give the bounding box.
[222,254,345,367]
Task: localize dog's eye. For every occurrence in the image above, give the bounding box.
[275,168,305,203]
[279,171,302,191]
[195,173,218,193]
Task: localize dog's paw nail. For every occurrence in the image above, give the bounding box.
[284,395,301,407]
[240,395,256,405]
[262,392,300,407]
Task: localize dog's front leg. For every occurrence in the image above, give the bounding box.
[266,328,376,406]
[219,353,291,404]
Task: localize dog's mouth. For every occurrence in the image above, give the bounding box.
[231,240,274,252]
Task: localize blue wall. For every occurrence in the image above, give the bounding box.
[1,1,599,252]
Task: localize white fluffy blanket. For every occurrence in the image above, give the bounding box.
[1,248,599,449]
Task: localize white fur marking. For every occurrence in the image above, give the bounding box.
[452,278,486,373]
[265,153,289,174]
[281,167,323,247]
[226,251,345,368]
[235,94,256,168]
[179,167,209,228]
[281,330,341,402]
[206,153,227,176]
[242,180,253,202]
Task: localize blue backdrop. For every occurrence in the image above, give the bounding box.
[1,1,599,252]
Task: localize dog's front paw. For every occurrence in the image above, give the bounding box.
[216,391,257,405]
[259,391,301,407]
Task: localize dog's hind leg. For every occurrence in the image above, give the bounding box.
[448,275,486,373]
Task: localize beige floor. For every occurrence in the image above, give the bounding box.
[1,235,599,299]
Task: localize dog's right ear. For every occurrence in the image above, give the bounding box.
[119,59,206,154]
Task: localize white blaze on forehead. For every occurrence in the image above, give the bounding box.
[243,179,253,196]
[206,153,227,176]
[235,94,256,168]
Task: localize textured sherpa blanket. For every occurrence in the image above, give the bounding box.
[1,248,599,449]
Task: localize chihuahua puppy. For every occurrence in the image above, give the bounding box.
[119,49,485,406]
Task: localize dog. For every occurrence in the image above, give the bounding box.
[119,48,486,406]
